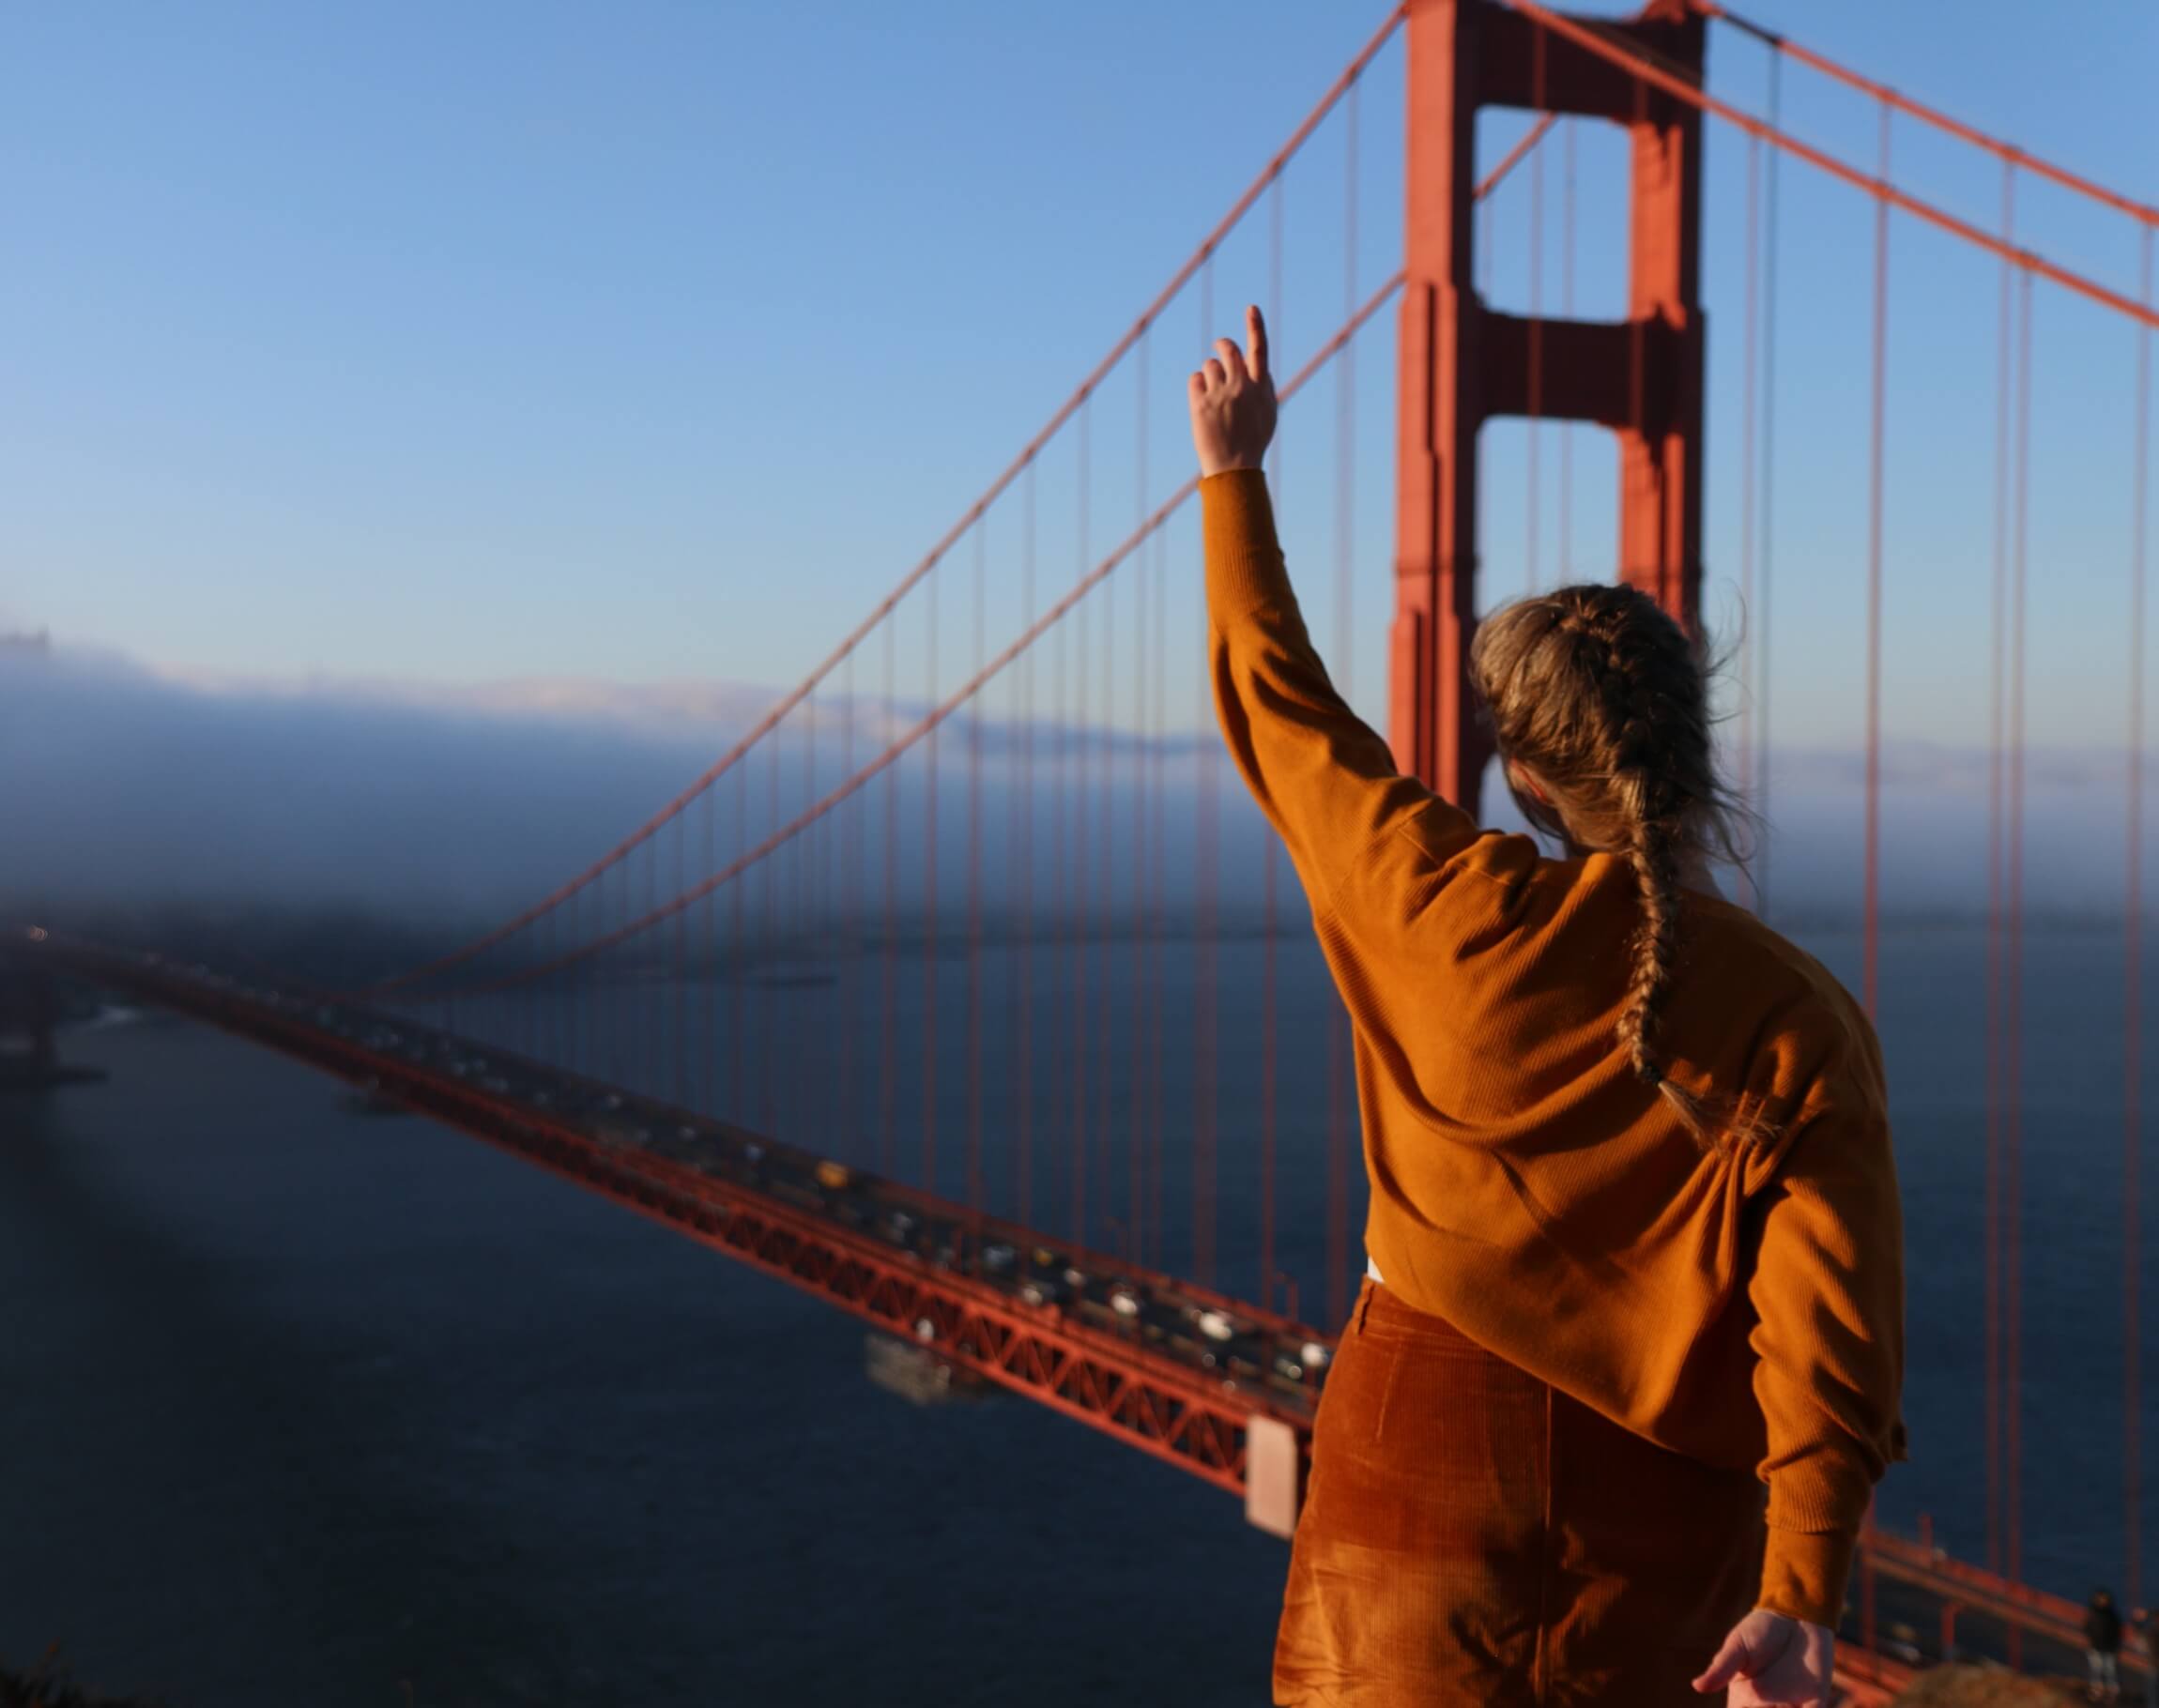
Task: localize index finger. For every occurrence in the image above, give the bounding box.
[1246,304,1269,382]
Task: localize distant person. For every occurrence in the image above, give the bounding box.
[2087,1589,2124,1702]
[1187,306,1907,1708]
[2131,1608,2156,1708]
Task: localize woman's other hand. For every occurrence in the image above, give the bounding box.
[1692,1609,1836,1706]
[1187,303,1277,478]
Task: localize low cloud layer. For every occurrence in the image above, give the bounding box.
[6,642,2150,941]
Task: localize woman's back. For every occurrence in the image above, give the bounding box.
[1201,463,1906,1635]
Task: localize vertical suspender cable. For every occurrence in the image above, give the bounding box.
[926,557,941,1192]
[523,913,535,1060]
[1051,509,1068,1241]
[1627,83,1647,518]
[1074,398,1092,1247]
[1738,131,1760,896]
[732,765,746,1121]
[1560,118,1576,581]
[804,689,819,1144]
[839,650,855,1154]
[880,618,897,1177]
[1019,461,1037,1226]
[1198,534,1220,1289]
[811,696,826,1144]
[629,846,642,1088]
[1132,329,1151,1264]
[1264,172,1284,1308]
[1099,409,1117,1257]
[598,865,606,1080]
[1755,54,1781,917]
[2009,263,2034,1617]
[649,835,661,1094]
[1862,101,1888,1023]
[615,854,628,1082]
[1263,747,1279,1300]
[646,839,657,1091]
[768,742,786,1131]
[676,814,687,1105]
[605,871,619,1077]
[1198,256,1220,1288]
[1337,74,1358,697]
[2128,224,2153,1620]
[705,782,717,1116]
[1526,31,1545,597]
[969,522,986,1213]
[1857,99,1892,1667]
[1152,521,1170,1268]
[616,860,627,1080]
[1985,160,2015,1579]
[1324,81,1360,1326]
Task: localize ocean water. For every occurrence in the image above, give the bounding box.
[2,919,2154,1705]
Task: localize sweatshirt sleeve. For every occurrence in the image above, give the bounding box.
[1202,468,1478,912]
[1747,1090,1909,1627]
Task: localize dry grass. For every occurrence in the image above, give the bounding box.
[1891,1665,2092,1706]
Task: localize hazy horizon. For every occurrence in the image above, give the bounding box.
[9,636,2152,946]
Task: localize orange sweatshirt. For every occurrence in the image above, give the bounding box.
[1202,469,1908,1629]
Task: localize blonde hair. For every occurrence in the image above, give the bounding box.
[1468,583,1760,1152]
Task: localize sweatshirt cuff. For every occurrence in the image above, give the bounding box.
[1200,468,1291,618]
[1757,1527,1857,1629]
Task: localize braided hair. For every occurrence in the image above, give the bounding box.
[1468,583,1757,1151]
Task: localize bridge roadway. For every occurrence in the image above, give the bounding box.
[15,927,2156,1702]
[19,932,1326,1513]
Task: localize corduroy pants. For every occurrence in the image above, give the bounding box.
[1274,1279,1767,1706]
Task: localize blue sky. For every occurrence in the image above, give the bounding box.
[4,0,2155,755]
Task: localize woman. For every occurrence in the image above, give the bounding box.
[1187,307,1907,1707]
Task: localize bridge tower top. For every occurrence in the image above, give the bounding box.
[1390,0,1706,810]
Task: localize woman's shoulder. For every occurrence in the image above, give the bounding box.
[1722,903,1875,1039]
[1686,892,1861,1006]
[1674,897,1891,1169]
[1695,897,1878,1049]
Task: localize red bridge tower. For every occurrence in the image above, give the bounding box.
[1391,0,1706,810]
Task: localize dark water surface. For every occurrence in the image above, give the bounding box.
[5,919,2157,1704]
[0,1020,1283,1706]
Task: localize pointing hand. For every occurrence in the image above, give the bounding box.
[1187,303,1278,479]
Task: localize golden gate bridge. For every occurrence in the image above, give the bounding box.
[9,2,2157,1699]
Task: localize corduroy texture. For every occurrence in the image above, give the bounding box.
[1275,1279,1767,1706]
[1202,468,1907,1630]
